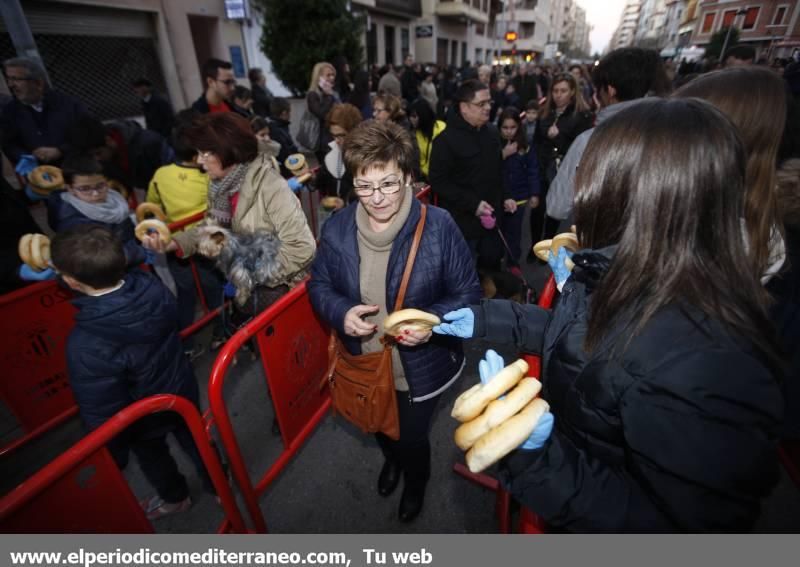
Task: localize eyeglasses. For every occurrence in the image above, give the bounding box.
[352,178,405,197]
[217,79,237,86]
[468,99,492,109]
[373,107,388,114]
[331,132,347,140]
[71,181,108,195]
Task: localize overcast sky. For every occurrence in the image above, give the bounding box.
[575,0,626,54]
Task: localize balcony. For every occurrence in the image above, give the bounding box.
[436,0,489,24]
[375,0,422,18]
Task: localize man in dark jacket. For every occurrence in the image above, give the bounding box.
[51,225,208,520]
[1,57,87,165]
[248,67,273,118]
[192,58,236,114]
[401,54,420,104]
[512,64,539,107]
[268,97,299,178]
[132,78,175,139]
[428,79,516,272]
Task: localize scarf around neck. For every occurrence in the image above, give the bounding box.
[208,162,249,227]
[61,189,130,225]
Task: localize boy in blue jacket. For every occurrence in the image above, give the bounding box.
[51,225,208,520]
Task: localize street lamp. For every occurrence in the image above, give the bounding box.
[720,8,748,62]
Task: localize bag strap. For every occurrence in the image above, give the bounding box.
[392,204,427,312]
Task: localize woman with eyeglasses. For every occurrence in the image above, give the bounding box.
[48,153,145,267]
[140,112,315,338]
[307,121,481,523]
[530,72,593,248]
[316,103,363,200]
[372,93,408,128]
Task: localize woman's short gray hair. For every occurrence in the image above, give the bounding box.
[3,57,47,82]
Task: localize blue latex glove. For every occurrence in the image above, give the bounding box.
[548,247,574,292]
[223,282,237,298]
[143,249,156,266]
[24,185,48,202]
[287,177,304,193]
[15,154,38,177]
[519,412,554,450]
[432,307,474,338]
[478,349,505,385]
[19,265,55,281]
[477,349,555,450]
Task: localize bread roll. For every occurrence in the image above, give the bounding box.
[454,377,541,450]
[134,219,172,244]
[30,234,51,270]
[451,359,529,422]
[136,202,167,222]
[383,308,440,337]
[465,397,550,473]
[321,196,344,211]
[532,239,552,261]
[18,234,33,267]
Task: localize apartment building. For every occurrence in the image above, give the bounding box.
[690,0,800,59]
[611,0,643,49]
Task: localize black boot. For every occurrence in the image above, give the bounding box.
[398,479,426,522]
[378,460,402,497]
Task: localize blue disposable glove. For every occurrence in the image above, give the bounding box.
[478,349,505,385]
[19,265,55,281]
[15,154,38,177]
[143,249,156,266]
[223,281,237,298]
[477,349,555,451]
[547,247,574,292]
[24,185,48,202]
[287,177,304,193]
[519,412,554,450]
[432,307,474,338]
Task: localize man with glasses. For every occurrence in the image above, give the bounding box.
[429,79,516,274]
[1,57,87,165]
[192,58,237,114]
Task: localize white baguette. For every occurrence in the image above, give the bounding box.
[465,397,550,473]
[451,359,529,422]
[383,308,440,337]
[454,377,541,450]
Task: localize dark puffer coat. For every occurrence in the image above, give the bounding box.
[308,198,482,401]
[471,247,783,532]
[66,270,198,430]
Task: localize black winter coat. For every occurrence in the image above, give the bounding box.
[428,112,510,240]
[141,93,175,139]
[308,198,482,400]
[534,103,593,185]
[471,247,783,532]
[66,270,198,431]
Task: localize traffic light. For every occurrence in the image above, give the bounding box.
[504,31,518,43]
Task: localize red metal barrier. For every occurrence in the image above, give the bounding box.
[208,282,331,533]
[0,395,247,533]
[0,210,216,457]
[453,274,557,534]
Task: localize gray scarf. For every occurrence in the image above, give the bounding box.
[61,190,130,224]
[208,162,249,228]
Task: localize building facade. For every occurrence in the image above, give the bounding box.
[611,0,643,49]
[690,0,800,59]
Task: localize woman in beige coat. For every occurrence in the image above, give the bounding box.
[142,112,316,337]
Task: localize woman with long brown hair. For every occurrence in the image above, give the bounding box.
[531,72,593,244]
[435,98,783,532]
[674,66,787,283]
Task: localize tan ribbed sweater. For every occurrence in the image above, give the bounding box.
[355,188,413,391]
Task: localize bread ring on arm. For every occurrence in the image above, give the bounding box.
[454,377,542,450]
[321,196,345,211]
[18,234,33,267]
[29,165,64,194]
[451,359,529,422]
[135,219,172,244]
[533,232,580,266]
[136,202,167,222]
[383,308,441,337]
[465,397,550,473]
[30,234,51,270]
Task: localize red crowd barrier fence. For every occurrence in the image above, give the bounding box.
[0,394,247,533]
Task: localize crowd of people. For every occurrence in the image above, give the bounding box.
[0,39,798,531]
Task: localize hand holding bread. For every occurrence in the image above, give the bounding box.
[452,350,554,473]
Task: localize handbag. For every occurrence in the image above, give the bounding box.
[296,100,321,151]
[324,204,428,440]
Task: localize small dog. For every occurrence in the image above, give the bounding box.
[195,222,283,307]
